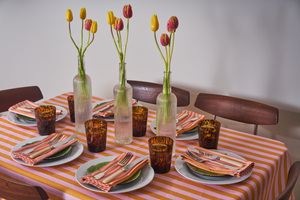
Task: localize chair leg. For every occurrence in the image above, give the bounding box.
[254,125,258,135]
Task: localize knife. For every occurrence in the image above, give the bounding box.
[29,133,77,159]
[102,155,149,184]
[176,113,188,123]
[188,147,244,167]
[99,103,114,112]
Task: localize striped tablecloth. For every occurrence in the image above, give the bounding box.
[0,92,294,200]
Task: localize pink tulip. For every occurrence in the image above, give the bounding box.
[160,34,170,46]
[115,18,124,31]
[85,19,92,31]
[123,4,133,19]
[167,16,179,32]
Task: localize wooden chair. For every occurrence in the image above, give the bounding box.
[0,175,49,200]
[194,93,279,135]
[128,80,190,107]
[275,161,300,200]
[0,86,43,113]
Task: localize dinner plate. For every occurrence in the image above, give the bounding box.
[10,136,84,167]
[175,150,252,185]
[6,105,68,126]
[150,119,198,140]
[92,99,142,122]
[75,156,154,193]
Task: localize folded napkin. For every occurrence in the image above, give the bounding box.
[11,133,78,165]
[93,99,138,118]
[175,110,205,137]
[8,100,63,119]
[181,147,254,179]
[81,153,149,192]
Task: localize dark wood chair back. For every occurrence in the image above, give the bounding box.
[0,86,43,113]
[0,175,49,200]
[194,93,279,135]
[128,80,190,107]
[275,161,300,200]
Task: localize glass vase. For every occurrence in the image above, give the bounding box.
[113,63,133,145]
[73,56,92,133]
[156,71,177,156]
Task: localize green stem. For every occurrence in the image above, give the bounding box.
[69,23,79,52]
[82,34,94,55]
[154,32,167,66]
[123,18,130,63]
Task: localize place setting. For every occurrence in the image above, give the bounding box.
[6,100,67,126]
[175,119,254,185]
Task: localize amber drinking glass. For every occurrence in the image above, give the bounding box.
[34,105,56,136]
[132,106,148,137]
[84,119,107,152]
[148,136,173,173]
[197,119,220,149]
[67,95,75,123]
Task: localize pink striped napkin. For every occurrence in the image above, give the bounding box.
[8,100,63,119]
[175,110,205,137]
[93,99,138,118]
[81,153,149,192]
[11,133,78,166]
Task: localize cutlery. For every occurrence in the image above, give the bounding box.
[94,152,133,180]
[102,155,149,184]
[176,116,200,131]
[17,107,34,113]
[186,150,240,171]
[29,134,77,159]
[188,147,244,167]
[21,134,63,155]
[176,113,188,123]
[98,103,114,112]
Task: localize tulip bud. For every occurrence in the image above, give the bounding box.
[114,18,124,31]
[90,21,98,33]
[167,16,179,32]
[151,14,159,32]
[80,8,86,20]
[123,4,133,19]
[85,19,92,31]
[160,34,170,46]
[66,9,73,22]
[107,11,115,25]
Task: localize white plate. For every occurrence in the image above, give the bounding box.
[10,136,84,167]
[92,99,142,122]
[175,150,252,185]
[6,105,68,126]
[150,119,198,140]
[75,156,154,193]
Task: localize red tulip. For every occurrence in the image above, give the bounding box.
[123,4,133,19]
[167,16,179,32]
[160,34,170,46]
[114,18,124,31]
[85,19,92,31]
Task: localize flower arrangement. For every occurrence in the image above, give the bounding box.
[65,8,97,98]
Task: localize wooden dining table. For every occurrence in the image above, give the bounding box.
[0,92,295,200]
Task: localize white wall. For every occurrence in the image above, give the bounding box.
[1,0,300,198]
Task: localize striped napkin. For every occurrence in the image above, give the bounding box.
[181,147,254,179]
[93,99,138,118]
[11,133,78,166]
[175,110,205,137]
[8,100,63,119]
[81,153,149,192]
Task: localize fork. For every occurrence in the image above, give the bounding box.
[186,150,239,171]
[93,152,133,180]
[176,116,200,131]
[21,134,63,155]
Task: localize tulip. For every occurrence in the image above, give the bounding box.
[80,8,86,20]
[85,19,92,31]
[114,18,124,31]
[107,11,115,25]
[123,4,133,19]
[160,34,170,46]
[167,16,179,32]
[90,21,98,33]
[151,14,159,32]
[66,9,73,22]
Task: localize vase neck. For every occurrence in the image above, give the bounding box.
[163,71,172,94]
[78,55,86,75]
[119,62,127,87]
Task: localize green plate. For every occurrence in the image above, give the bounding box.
[93,102,107,109]
[87,161,141,184]
[186,126,197,133]
[186,162,226,177]
[16,114,36,121]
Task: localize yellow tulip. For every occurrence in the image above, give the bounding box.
[80,8,86,20]
[90,21,98,33]
[107,11,115,25]
[66,9,73,22]
[151,14,159,32]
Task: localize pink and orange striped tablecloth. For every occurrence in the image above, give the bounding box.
[0,93,294,200]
